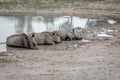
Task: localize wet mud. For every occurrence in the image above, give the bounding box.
[0,16,120,80]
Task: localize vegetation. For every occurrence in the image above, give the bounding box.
[0,0,118,9]
[0,2,17,8]
[0,0,120,16]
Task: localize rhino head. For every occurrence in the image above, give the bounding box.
[25,33,38,49]
[52,32,61,43]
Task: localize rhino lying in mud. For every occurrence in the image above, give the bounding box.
[7,33,38,49]
[53,30,74,41]
[41,31,62,43]
[29,32,61,45]
[53,29,82,41]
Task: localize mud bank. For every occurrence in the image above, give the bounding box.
[0,23,120,80]
[0,0,120,19]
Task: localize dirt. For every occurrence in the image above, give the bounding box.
[0,23,120,80]
[0,0,120,19]
[0,1,120,80]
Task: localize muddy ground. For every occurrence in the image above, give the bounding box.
[0,23,120,80]
[0,0,120,80]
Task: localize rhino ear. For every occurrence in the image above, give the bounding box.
[31,33,35,37]
[25,36,28,40]
[53,32,56,36]
[72,29,74,33]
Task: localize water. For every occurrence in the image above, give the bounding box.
[0,14,117,52]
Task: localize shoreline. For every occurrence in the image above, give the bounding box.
[0,9,119,19]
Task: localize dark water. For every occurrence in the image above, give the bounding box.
[0,14,117,52]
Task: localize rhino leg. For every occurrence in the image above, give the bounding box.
[45,41,55,45]
[44,36,55,45]
[48,41,55,45]
[66,34,74,41]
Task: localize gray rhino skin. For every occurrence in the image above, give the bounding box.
[41,31,54,36]
[53,30,75,41]
[41,31,61,43]
[30,32,61,45]
[7,33,38,49]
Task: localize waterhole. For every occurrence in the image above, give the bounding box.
[0,14,117,52]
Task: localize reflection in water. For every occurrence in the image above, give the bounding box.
[0,44,6,52]
[42,16,55,31]
[0,14,117,52]
[15,16,25,33]
[26,15,33,33]
[15,15,33,34]
[86,19,107,32]
[59,16,73,30]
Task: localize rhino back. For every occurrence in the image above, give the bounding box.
[41,31,53,36]
[33,33,45,45]
[7,35,23,47]
[54,31,66,40]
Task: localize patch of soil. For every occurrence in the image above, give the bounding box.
[0,23,120,80]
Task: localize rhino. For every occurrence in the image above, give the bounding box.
[53,30,75,41]
[41,31,61,43]
[72,28,83,40]
[7,33,38,49]
[29,32,61,45]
